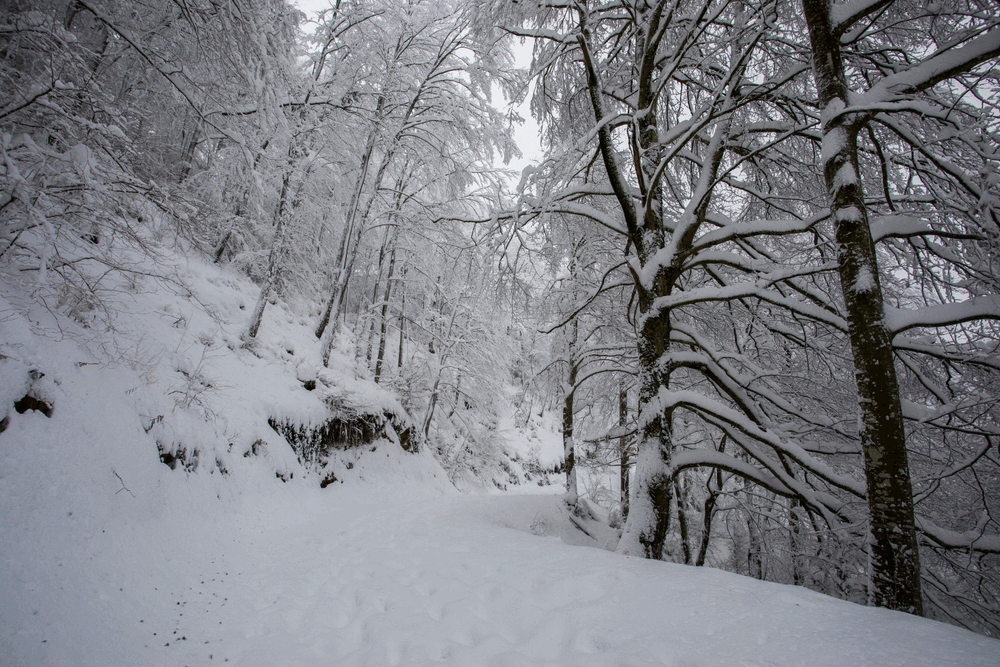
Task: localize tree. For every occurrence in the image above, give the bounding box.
[494,0,794,560]
[809,0,1000,624]
[495,0,1000,630]
[800,0,922,616]
[313,0,518,365]
[1,0,298,330]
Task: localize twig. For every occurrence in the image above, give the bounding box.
[113,469,135,498]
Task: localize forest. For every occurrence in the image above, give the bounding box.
[2,0,999,642]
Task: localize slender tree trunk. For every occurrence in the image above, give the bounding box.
[696,466,723,567]
[365,236,388,366]
[563,318,579,506]
[422,303,459,440]
[314,221,349,339]
[619,383,630,522]
[246,167,294,340]
[213,228,232,264]
[696,436,726,567]
[315,163,371,344]
[373,241,397,383]
[675,474,692,565]
[423,376,440,440]
[790,502,804,586]
[316,97,384,349]
[397,267,406,368]
[176,116,200,183]
[802,0,923,616]
[747,501,764,580]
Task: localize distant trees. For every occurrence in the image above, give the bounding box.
[310,0,518,363]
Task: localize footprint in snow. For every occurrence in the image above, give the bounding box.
[386,639,403,665]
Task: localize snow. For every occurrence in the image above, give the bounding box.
[834,205,864,223]
[2,246,999,667]
[871,214,936,242]
[857,28,1000,108]
[885,295,1000,335]
[852,266,876,294]
[820,125,848,172]
[4,467,999,666]
[832,161,858,190]
[499,409,564,475]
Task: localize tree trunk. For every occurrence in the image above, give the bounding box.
[212,228,232,264]
[397,267,406,368]
[675,474,692,565]
[373,241,397,384]
[365,228,391,366]
[246,168,293,340]
[696,465,723,567]
[618,383,630,522]
[315,97,384,348]
[563,317,579,506]
[618,286,674,559]
[696,436,726,567]
[575,6,674,561]
[801,0,923,615]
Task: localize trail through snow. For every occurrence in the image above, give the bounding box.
[9,483,996,667]
[2,248,997,667]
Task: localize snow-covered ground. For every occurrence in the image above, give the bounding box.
[2,249,998,667]
[4,475,999,667]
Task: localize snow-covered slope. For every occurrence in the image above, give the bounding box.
[1,250,998,666]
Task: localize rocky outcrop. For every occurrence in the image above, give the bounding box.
[269,404,417,471]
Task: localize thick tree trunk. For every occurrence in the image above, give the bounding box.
[576,6,674,561]
[618,296,674,559]
[801,0,923,615]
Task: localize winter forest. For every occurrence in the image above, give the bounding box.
[2,0,1000,662]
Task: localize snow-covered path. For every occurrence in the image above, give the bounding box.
[17,485,995,667]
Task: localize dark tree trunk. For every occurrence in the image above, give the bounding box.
[618,384,630,522]
[675,474,692,565]
[213,229,232,264]
[696,436,726,567]
[576,6,674,560]
[373,242,396,384]
[397,267,406,368]
[801,0,923,615]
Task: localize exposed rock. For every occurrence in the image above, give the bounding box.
[14,394,53,417]
[269,403,418,474]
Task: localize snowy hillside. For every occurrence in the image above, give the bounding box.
[1,249,998,666]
